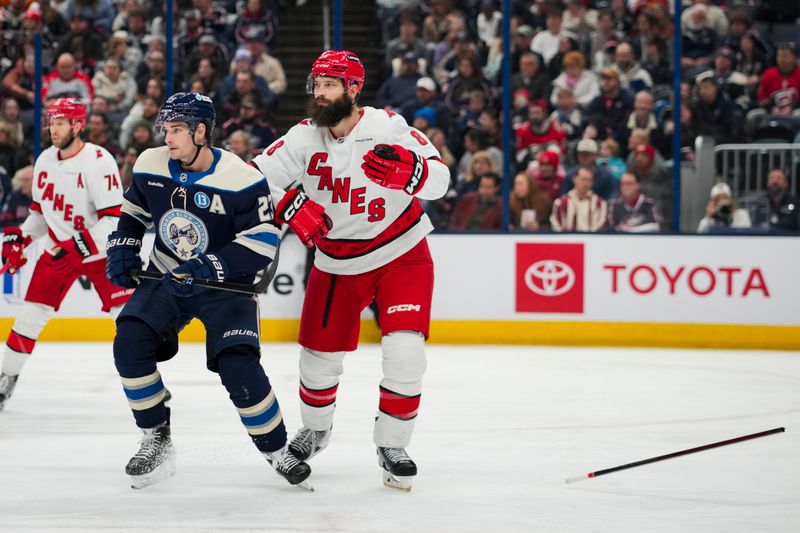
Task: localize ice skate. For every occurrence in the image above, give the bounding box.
[377,447,417,492]
[0,373,19,411]
[125,423,175,490]
[288,426,331,461]
[263,446,313,491]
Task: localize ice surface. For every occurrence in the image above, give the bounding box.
[0,343,798,532]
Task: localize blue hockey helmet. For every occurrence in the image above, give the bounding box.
[155,92,216,143]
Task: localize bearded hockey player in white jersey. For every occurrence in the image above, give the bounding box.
[105,92,311,489]
[252,50,449,491]
[0,98,131,410]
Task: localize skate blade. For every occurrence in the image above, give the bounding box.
[382,472,413,492]
[295,479,315,492]
[129,455,176,490]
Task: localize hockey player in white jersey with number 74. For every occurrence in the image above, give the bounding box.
[252,50,450,491]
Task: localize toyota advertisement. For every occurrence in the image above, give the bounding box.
[428,235,797,327]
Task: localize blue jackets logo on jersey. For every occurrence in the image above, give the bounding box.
[194,191,210,208]
[159,209,209,259]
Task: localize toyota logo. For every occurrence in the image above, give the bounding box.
[524,260,575,296]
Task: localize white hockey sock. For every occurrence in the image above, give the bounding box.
[1,348,28,376]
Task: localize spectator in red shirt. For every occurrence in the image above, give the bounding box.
[747,43,800,136]
[514,99,566,168]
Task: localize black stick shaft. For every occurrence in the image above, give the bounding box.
[566,427,785,483]
[133,269,259,295]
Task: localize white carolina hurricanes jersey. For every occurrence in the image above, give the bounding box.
[253,107,449,274]
[22,142,123,262]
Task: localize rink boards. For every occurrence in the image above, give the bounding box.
[0,233,797,350]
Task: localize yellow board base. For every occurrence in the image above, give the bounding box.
[0,318,796,351]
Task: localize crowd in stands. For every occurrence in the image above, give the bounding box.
[0,0,797,235]
[0,0,286,226]
[375,0,800,233]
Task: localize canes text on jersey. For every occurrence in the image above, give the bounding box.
[307,153,386,222]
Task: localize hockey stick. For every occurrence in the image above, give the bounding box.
[132,269,262,295]
[564,427,785,484]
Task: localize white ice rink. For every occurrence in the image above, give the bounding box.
[0,342,798,533]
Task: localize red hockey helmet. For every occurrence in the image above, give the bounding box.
[46,98,87,128]
[306,50,365,94]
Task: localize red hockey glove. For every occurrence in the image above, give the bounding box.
[275,189,332,248]
[51,232,96,274]
[1,227,31,274]
[361,144,428,196]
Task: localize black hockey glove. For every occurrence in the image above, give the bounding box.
[106,231,143,288]
[162,253,227,297]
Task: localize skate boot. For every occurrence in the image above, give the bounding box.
[377,447,417,491]
[263,446,313,490]
[0,373,19,411]
[288,426,331,461]
[125,422,175,490]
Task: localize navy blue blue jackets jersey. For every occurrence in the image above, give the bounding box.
[120,146,279,283]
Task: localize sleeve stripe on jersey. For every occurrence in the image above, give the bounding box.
[234,224,280,259]
[121,198,153,228]
[97,205,122,218]
[30,201,42,214]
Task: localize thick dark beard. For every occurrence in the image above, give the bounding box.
[308,93,354,127]
[57,128,78,150]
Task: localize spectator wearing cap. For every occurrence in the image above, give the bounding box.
[512,52,552,103]
[586,67,635,145]
[515,99,566,166]
[532,11,573,68]
[222,94,277,150]
[763,168,800,232]
[562,138,617,200]
[184,31,228,85]
[385,14,427,71]
[92,58,137,122]
[510,171,552,231]
[65,0,116,37]
[754,43,800,120]
[681,0,728,41]
[526,148,566,202]
[413,107,438,131]
[681,4,717,77]
[611,42,653,94]
[422,0,466,45]
[550,167,607,232]
[179,8,205,61]
[608,172,662,233]
[550,51,598,109]
[41,52,94,107]
[697,182,751,233]
[510,24,536,76]
[693,76,742,143]
[243,33,287,96]
[448,172,503,231]
[696,47,751,113]
[376,52,423,111]
[443,56,491,117]
[400,77,448,131]
[631,143,672,228]
[235,0,278,52]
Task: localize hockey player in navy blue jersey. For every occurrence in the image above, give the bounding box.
[105,92,311,490]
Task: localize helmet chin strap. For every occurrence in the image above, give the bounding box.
[179,125,207,168]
